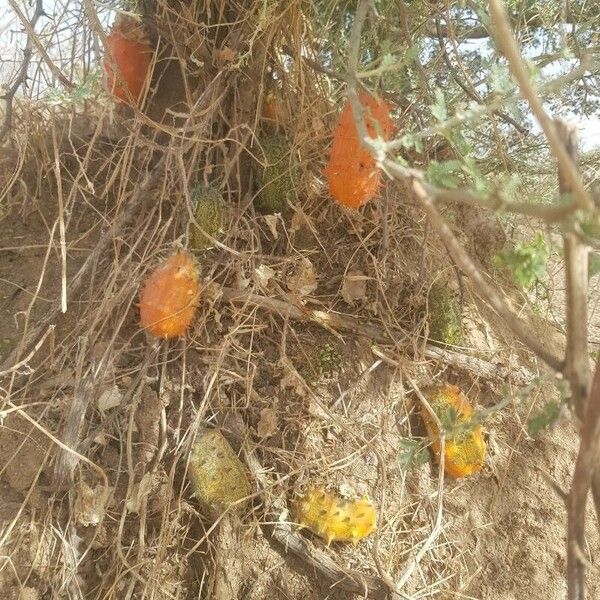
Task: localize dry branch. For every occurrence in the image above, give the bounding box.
[489,0,594,213]
[568,357,600,600]
[0,0,45,142]
[221,287,533,386]
[0,71,231,380]
[433,18,528,135]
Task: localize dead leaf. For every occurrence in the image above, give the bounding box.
[236,269,250,290]
[97,385,122,414]
[254,264,276,289]
[287,258,318,297]
[74,481,110,526]
[279,357,308,398]
[312,116,326,136]
[126,472,156,514]
[215,46,236,63]
[264,214,279,239]
[290,211,304,234]
[257,407,278,438]
[341,271,368,304]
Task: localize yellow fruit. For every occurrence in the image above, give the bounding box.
[420,384,486,478]
[294,486,376,545]
[188,429,251,516]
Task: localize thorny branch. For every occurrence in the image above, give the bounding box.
[568,358,600,600]
[221,287,533,386]
[0,0,45,143]
[7,0,74,90]
[433,18,528,135]
[489,0,594,213]
[343,1,598,597]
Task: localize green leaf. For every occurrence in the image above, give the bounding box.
[527,400,561,436]
[494,231,549,289]
[430,88,447,122]
[403,44,420,63]
[449,129,473,157]
[399,133,423,154]
[461,157,489,195]
[380,53,396,69]
[489,63,514,95]
[426,160,462,190]
[397,438,430,470]
[589,252,600,279]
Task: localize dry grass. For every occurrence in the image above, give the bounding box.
[1,2,598,599]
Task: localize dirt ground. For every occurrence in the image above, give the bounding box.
[1,122,599,600]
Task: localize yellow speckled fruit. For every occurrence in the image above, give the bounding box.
[294,486,376,545]
[421,384,486,478]
[188,429,251,517]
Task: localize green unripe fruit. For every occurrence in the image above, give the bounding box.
[256,134,297,214]
[189,185,227,250]
[427,283,463,347]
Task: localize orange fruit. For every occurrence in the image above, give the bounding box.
[325,90,394,209]
[103,15,152,106]
[139,252,199,338]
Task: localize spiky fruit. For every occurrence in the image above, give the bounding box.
[103,14,152,106]
[427,283,463,346]
[294,486,377,545]
[325,90,394,209]
[256,134,297,214]
[420,385,486,479]
[188,429,252,517]
[189,185,227,250]
[139,252,199,338]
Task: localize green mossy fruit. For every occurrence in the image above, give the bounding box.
[188,428,252,518]
[189,185,227,250]
[256,134,297,214]
[427,283,463,346]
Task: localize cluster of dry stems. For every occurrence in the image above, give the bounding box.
[0,0,599,598]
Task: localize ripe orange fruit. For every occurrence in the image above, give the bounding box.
[325,90,394,209]
[139,252,200,338]
[103,15,152,106]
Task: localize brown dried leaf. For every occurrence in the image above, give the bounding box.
[74,481,110,526]
[97,385,122,414]
[254,264,276,289]
[264,214,280,239]
[341,271,368,304]
[287,258,318,297]
[215,46,237,63]
[257,407,278,438]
